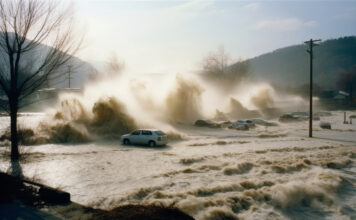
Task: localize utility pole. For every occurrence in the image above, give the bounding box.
[304,39,321,137]
[45,75,50,88]
[67,65,73,88]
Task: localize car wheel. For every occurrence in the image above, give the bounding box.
[124,139,130,145]
[148,141,156,147]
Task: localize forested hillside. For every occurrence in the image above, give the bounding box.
[243,36,356,89]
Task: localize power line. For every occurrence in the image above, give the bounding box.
[304,39,321,138]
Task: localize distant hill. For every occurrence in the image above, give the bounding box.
[0,32,94,90]
[238,36,356,89]
[0,32,95,111]
[34,48,94,89]
[52,55,94,89]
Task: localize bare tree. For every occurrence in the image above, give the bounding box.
[202,46,229,75]
[0,0,82,160]
[107,52,125,75]
[87,52,124,81]
[201,46,250,91]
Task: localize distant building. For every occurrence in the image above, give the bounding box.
[333,91,350,100]
[320,90,349,100]
[319,90,351,109]
[34,88,82,101]
[19,87,83,112]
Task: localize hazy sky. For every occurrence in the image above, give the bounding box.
[74,0,356,74]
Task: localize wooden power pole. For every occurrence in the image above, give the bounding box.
[67,65,73,88]
[304,39,321,137]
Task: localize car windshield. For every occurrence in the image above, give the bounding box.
[154,130,166,136]
[131,130,140,135]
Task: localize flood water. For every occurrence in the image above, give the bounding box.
[0,111,355,220]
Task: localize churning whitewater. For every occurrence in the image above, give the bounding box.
[0,73,355,220]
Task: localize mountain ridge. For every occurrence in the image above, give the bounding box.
[234,36,356,89]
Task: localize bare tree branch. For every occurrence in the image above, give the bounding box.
[0,0,84,160]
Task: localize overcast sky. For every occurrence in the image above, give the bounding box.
[74,0,356,74]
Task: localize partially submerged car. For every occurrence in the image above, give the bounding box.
[291,111,309,117]
[121,129,168,147]
[230,120,250,130]
[280,113,320,122]
[250,119,278,126]
[320,122,331,129]
[194,120,220,128]
[279,114,302,122]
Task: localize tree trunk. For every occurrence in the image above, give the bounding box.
[10,100,19,160]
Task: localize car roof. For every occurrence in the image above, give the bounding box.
[138,129,161,131]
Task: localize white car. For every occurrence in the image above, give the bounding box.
[121,129,168,147]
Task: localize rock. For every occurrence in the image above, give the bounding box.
[38,186,71,204]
